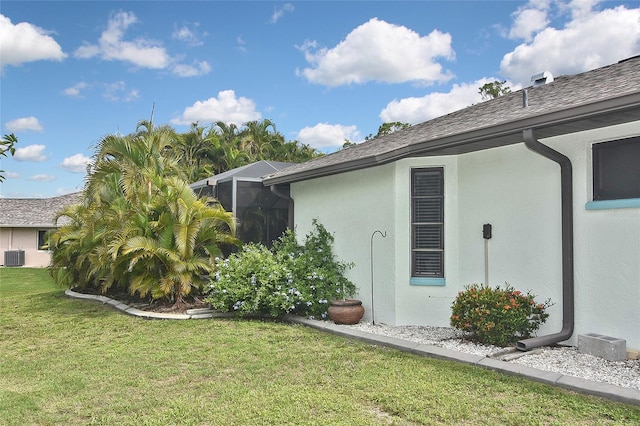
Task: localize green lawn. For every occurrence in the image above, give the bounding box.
[1,268,639,425]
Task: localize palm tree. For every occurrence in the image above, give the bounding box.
[176,123,219,182]
[49,122,238,307]
[118,176,237,306]
[213,121,240,147]
[1,133,18,183]
[48,201,99,290]
[240,119,283,160]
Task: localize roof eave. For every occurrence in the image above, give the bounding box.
[263,91,640,186]
[0,224,58,228]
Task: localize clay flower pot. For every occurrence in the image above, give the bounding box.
[328,299,364,325]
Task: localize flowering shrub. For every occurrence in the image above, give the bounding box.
[450,283,552,346]
[204,219,356,319]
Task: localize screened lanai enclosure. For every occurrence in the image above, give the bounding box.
[191,161,295,248]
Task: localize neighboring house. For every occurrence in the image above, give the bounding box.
[191,160,296,247]
[264,56,640,351]
[0,192,82,267]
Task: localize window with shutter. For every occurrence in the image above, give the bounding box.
[411,168,444,278]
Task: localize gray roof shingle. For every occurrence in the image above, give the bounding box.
[264,55,640,185]
[0,192,83,227]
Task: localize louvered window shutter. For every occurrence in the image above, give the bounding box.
[411,168,444,277]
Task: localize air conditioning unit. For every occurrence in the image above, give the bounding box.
[4,250,25,267]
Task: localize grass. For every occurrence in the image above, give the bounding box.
[1,268,639,425]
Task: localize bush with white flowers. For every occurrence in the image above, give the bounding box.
[204,219,356,319]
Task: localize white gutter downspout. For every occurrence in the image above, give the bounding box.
[518,128,574,351]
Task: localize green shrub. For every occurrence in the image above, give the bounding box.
[205,244,291,317]
[204,219,356,319]
[450,283,552,346]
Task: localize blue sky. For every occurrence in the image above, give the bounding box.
[1,0,639,198]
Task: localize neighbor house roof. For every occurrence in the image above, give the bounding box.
[0,192,83,228]
[264,55,640,185]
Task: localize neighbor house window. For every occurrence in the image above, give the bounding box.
[593,136,640,201]
[411,168,444,278]
[37,230,48,250]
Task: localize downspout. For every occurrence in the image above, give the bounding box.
[518,128,574,351]
[270,184,294,230]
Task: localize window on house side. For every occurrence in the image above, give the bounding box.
[411,168,444,278]
[37,230,48,251]
[593,136,640,201]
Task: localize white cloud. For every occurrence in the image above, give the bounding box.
[271,3,294,24]
[0,14,67,69]
[172,60,211,77]
[297,18,455,87]
[61,154,91,173]
[74,11,171,69]
[380,78,519,124]
[172,22,207,46]
[73,11,211,78]
[501,2,640,85]
[103,81,139,102]
[171,90,261,126]
[3,171,20,179]
[296,123,361,151]
[5,116,43,132]
[63,82,90,97]
[567,0,602,20]
[14,144,47,162]
[508,5,550,41]
[30,174,55,182]
[236,35,247,53]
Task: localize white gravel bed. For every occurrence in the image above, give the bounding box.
[340,322,640,391]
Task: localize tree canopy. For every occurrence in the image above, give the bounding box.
[48,122,239,306]
[174,119,322,181]
[1,133,17,183]
[365,122,411,141]
[479,80,512,100]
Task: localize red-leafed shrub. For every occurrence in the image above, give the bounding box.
[450,283,552,346]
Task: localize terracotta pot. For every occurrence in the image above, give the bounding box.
[328,299,364,325]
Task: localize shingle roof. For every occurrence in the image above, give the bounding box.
[264,55,640,185]
[0,192,83,227]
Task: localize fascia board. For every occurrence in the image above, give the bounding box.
[264,91,640,186]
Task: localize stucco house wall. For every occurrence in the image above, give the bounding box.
[0,227,53,267]
[269,58,640,351]
[291,163,397,323]
[0,192,82,268]
[456,143,564,339]
[289,121,640,350]
[391,156,461,326]
[549,121,640,348]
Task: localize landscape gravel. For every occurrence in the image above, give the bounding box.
[340,322,640,391]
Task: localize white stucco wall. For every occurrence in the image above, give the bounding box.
[291,163,397,323]
[291,121,640,350]
[456,143,565,339]
[391,157,460,327]
[543,122,640,350]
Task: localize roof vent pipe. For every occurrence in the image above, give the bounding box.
[518,128,574,351]
[523,89,529,108]
[531,71,554,87]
